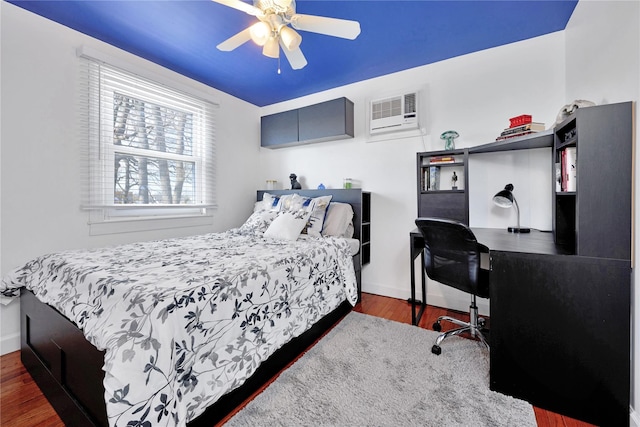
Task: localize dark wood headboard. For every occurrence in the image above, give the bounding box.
[256,189,363,241]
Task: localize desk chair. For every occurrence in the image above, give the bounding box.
[415,218,490,355]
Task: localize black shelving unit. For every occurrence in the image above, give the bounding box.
[361,191,371,266]
[416,148,469,224]
[491,102,633,426]
[553,101,632,260]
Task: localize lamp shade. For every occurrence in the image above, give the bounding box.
[262,36,280,58]
[492,184,514,208]
[249,21,271,46]
[279,26,301,51]
[492,183,530,233]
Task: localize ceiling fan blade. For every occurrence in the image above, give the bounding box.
[216,28,252,51]
[290,14,361,40]
[211,0,262,16]
[280,39,307,69]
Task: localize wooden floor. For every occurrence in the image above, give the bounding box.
[0,293,597,427]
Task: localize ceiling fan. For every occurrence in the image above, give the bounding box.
[213,0,361,70]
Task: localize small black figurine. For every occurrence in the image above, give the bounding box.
[451,171,458,190]
[289,173,302,189]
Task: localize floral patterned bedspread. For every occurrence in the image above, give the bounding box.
[1,229,358,427]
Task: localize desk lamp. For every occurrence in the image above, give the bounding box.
[492,183,531,233]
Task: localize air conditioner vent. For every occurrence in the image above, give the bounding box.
[369,92,419,135]
[372,98,402,120]
[404,93,416,114]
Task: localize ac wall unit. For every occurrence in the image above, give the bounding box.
[370,92,419,135]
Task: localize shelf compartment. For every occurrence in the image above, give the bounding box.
[555,139,577,151]
[420,164,465,192]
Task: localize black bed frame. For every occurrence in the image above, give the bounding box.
[20,188,363,426]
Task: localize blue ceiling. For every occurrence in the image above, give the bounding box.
[8,0,578,107]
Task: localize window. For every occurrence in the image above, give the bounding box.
[79,56,217,233]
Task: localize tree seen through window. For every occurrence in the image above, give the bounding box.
[113,93,196,205]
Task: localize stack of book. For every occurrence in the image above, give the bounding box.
[429,155,456,164]
[496,114,545,141]
[558,146,577,192]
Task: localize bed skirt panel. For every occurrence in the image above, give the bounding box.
[21,288,108,426]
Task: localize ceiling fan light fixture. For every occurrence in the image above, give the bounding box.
[262,36,280,58]
[279,26,301,51]
[213,0,360,71]
[272,0,292,9]
[249,21,271,46]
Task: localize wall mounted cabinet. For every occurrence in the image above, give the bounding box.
[260,109,299,147]
[261,97,354,148]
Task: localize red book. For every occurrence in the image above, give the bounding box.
[509,114,532,128]
[430,156,456,164]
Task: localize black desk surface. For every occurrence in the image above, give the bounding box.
[411,227,573,256]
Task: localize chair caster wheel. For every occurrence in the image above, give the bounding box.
[432,322,442,332]
[431,345,442,355]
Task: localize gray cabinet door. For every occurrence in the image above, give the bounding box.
[260,109,298,147]
[298,98,354,143]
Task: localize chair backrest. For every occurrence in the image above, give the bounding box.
[415,217,488,298]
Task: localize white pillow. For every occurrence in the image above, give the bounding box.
[322,202,354,237]
[254,193,283,212]
[264,210,312,241]
[239,210,278,235]
[343,222,355,239]
[305,195,333,237]
[264,195,318,241]
[280,193,307,212]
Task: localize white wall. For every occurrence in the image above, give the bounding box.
[2,2,639,421]
[0,2,262,354]
[259,32,566,314]
[563,1,640,425]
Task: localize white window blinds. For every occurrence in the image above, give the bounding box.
[78,56,217,224]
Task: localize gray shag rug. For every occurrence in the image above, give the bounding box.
[225,312,536,426]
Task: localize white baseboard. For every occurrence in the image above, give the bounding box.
[361,281,490,316]
[0,331,20,356]
[631,408,639,427]
[361,281,408,301]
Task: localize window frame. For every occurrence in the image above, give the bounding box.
[79,49,217,235]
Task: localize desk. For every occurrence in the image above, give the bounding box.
[409,228,570,326]
[409,227,630,426]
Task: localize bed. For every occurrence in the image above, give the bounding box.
[1,189,364,427]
